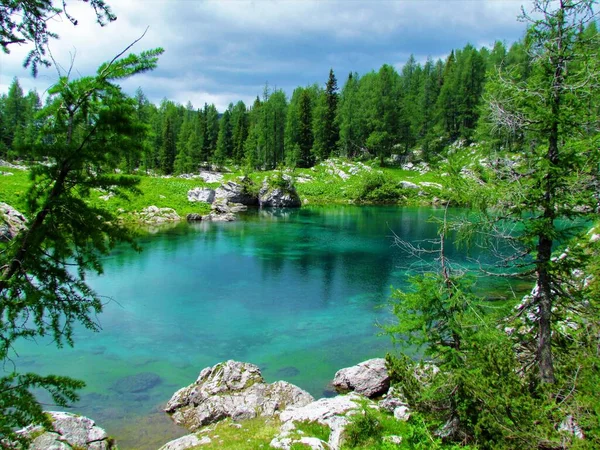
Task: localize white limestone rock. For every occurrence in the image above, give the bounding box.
[165,360,314,431]
[332,358,390,398]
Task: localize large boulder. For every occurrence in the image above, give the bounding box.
[165,360,314,431]
[0,202,27,241]
[18,411,116,450]
[332,358,390,398]
[187,187,215,203]
[214,180,258,205]
[258,175,301,208]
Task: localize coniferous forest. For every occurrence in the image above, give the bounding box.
[2,31,585,173]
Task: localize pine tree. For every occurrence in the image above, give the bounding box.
[313,69,339,160]
[0,46,163,443]
[214,106,233,166]
[230,101,248,163]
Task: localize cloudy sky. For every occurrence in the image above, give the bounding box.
[0,0,529,112]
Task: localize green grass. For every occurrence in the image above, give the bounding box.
[0,158,452,225]
[190,417,281,450]
[0,167,213,220]
[89,176,213,219]
[0,168,31,211]
[293,420,331,443]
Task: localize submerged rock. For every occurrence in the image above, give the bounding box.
[19,411,116,450]
[0,202,27,241]
[165,360,314,431]
[332,358,390,398]
[111,372,162,394]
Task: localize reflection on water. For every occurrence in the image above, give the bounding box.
[9,206,530,449]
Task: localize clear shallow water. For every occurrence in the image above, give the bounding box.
[10,206,529,449]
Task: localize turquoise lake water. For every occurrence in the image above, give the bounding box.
[10,206,529,449]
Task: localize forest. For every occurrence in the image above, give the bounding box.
[0,31,574,174]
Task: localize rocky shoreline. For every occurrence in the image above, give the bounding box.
[19,358,412,450]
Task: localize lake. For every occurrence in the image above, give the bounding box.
[11,206,529,449]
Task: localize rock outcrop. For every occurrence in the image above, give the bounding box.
[187,187,215,203]
[271,393,374,450]
[18,411,116,450]
[0,202,27,241]
[258,175,301,208]
[165,360,314,431]
[332,358,390,398]
[214,180,258,206]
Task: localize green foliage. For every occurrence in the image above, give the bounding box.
[352,171,402,203]
[343,400,384,448]
[0,47,162,443]
[293,420,331,443]
[0,373,85,447]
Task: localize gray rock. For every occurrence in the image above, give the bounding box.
[378,386,407,413]
[332,358,390,398]
[20,412,115,450]
[393,405,410,421]
[199,171,224,183]
[276,393,374,450]
[187,188,215,203]
[186,213,203,221]
[159,434,211,450]
[0,202,27,241]
[214,180,258,205]
[136,206,181,224]
[202,212,236,222]
[165,360,314,431]
[419,181,442,189]
[383,435,403,444]
[0,159,27,170]
[258,176,301,208]
[399,180,419,190]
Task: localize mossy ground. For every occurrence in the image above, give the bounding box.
[189,417,281,450]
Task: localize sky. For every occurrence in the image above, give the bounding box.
[0,0,529,112]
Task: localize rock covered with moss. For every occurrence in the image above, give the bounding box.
[165,360,314,431]
[214,179,258,205]
[135,205,181,224]
[19,411,116,450]
[259,174,301,208]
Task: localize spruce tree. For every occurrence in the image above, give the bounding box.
[0,46,163,442]
[482,0,599,384]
